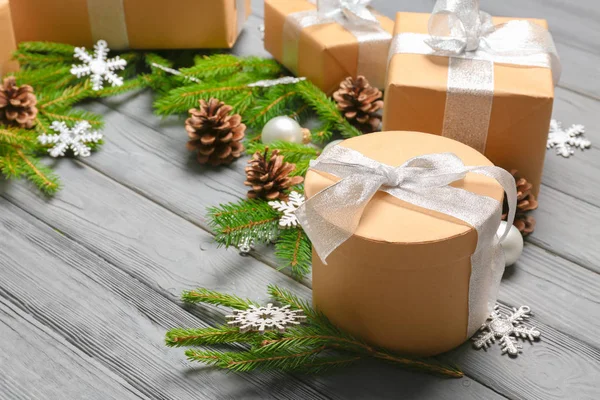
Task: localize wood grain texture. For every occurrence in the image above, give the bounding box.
[0,168,498,399]
[0,198,331,400]
[0,296,147,400]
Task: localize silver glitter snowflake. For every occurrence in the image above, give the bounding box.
[473,305,541,356]
[70,40,127,91]
[38,121,102,158]
[226,304,306,333]
[268,191,305,228]
[547,119,591,158]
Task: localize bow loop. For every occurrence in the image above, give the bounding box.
[317,0,379,27]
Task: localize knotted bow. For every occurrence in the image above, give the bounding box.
[316,0,380,27]
[296,145,517,335]
[424,0,561,83]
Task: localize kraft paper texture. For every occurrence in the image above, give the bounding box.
[383,12,554,197]
[7,0,251,50]
[306,131,504,356]
[0,0,18,76]
[264,0,394,95]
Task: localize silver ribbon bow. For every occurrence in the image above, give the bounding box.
[283,0,391,88]
[388,0,561,152]
[296,145,517,336]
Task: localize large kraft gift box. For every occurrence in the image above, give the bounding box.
[0,0,18,76]
[383,12,555,197]
[7,0,251,50]
[264,0,394,94]
[305,131,505,356]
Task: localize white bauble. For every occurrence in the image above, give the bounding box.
[497,221,523,266]
[261,116,304,144]
[323,139,344,152]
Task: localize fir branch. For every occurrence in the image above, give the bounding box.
[245,141,319,177]
[166,326,260,347]
[182,288,260,309]
[297,80,362,139]
[275,228,312,278]
[39,110,104,129]
[94,76,148,97]
[16,41,75,55]
[37,82,93,111]
[168,287,464,378]
[1,149,61,195]
[207,198,281,248]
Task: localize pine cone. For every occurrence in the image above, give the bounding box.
[0,77,38,129]
[502,170,538,236]
[333,76,383,133]
[185,98,245,165]
[245,148,304,201]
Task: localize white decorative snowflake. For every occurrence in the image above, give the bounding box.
[38,121,103,158]
[473,305,541,356]
[70,40,127,91]
[269,191,305,228]
[226,304,306,333]
[547,119,591,158]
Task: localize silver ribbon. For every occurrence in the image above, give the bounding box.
[296,145,517,336]
[282,0,391,89]
[388,0,561,152]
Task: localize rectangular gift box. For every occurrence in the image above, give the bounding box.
[7,0,251,51]
[0,0,18,76]
[305,131,505,356]
[383,12,555,197]
[264,0,394,94]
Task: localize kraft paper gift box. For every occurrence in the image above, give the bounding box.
[383,12,558,197]
[0,0,18,76]
[7,0,251,50]
[303,131,509,356]
[264,0,394,94]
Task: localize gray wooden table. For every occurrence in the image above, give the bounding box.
[1,1,599,399]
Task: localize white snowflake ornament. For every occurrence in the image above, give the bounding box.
[269,191,305,228]
[38,121,103,158]
[226,304,306,334]
[473,305,541,356]
[71,40,127,91]
[547,119,591,158]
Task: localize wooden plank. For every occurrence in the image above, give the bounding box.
[0,170,499,399]
[528,185,600,274]
[0,198,329,400]
[0,296,147,400]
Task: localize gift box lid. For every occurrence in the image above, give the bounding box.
[305,131,504,245]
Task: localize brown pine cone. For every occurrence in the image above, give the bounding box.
[333,76,383,133]
[0,77,38,129]
[185,98,245,166]
[245,148,304,201]
[502,170,538,236]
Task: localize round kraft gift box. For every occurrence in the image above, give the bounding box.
[306,131,505,356]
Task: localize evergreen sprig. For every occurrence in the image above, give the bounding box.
[166,286,464,378]
[275,228,312,278]
[207,198,281,249]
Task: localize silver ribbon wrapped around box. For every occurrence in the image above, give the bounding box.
[296,144,516,337]
[265,0,392,92]
[384,0,561,196]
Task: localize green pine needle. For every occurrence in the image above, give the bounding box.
[166,326,261,347]
[207,198,281,248]
[275,228,312,278]
[182,288,260,310]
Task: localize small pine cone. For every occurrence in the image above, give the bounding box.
[333,76,383,133]
[502,170,538,236]
[514,215,536,236]
[0,77,38,129]
[245,148,304,201]
[185,98,245,166]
